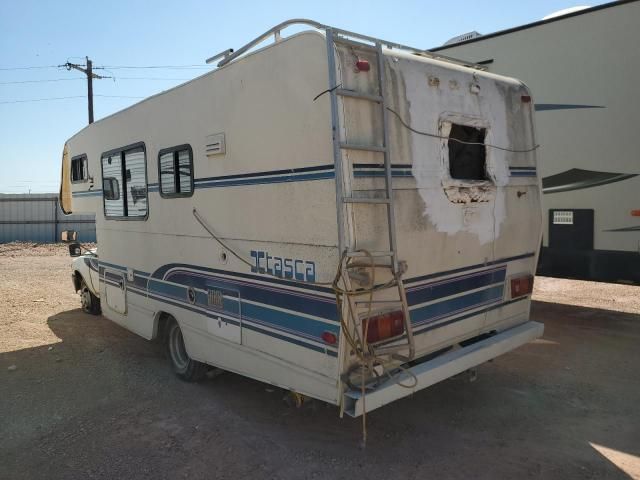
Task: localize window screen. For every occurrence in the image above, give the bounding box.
[448,124,488,180]
[158,145,193,197]
[71,155,88,183]
[101,144,147,219]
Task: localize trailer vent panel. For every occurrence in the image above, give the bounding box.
[205,133,226,156]
[553,211,574,225]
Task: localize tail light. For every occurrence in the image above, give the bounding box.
[631,210,640,217]
[362,310,404,344]
[511,275,534,299]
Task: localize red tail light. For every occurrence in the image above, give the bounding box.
[511,275,534,298]
[321,331,337,345]
[631,210,640,217]
[356,59,370,72]
[362,310,405,344]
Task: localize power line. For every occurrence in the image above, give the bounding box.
[0,94,144,104]
[0,78,85,85]
[95,94,145,98]
[95,64,213,70]
[0,95,84,104]
[0,63,215,72]
[115,76,190,81]
[1,76,191,85]
[0,65,59,71]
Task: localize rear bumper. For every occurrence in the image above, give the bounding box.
[343,320,544,417]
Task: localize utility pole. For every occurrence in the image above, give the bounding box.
[61,57,109,124]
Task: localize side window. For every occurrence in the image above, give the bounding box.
[448,124,488,181]
[101,144,148,219]
[158,145,194,197]
[125,148,148,217]
[71,155,88,183]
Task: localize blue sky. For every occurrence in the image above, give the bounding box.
[0,0,604,193]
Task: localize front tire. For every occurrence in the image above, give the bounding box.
[166,320,207,382]
[80,277,101,315]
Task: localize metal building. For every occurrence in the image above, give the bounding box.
[0,193,96,243]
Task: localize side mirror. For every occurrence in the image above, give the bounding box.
[61,230,78,242]
[68,242,82,257]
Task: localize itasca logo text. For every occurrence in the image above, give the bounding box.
[250,250,316,282]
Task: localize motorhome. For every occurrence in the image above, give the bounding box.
[60,20,543,417]
[433,0,640,283]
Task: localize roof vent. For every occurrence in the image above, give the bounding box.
[205,133,226,157]
[443,31,482,46]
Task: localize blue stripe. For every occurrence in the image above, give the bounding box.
[72,190,102,197]
[148,276,334,345]
[242,302,339,343]
[411,285,504,327]
[164,270,338,321]
[406,267,505,307]
[94,252,535,356]
[405,252,535,286]
[509,166,537,177]
[241,323,338,356]
[194,171,335,188]
[126,283,336,356]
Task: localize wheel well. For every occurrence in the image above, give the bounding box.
[154,311,175,342]
[72,271,83,292]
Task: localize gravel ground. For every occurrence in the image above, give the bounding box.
[1,242,639,479]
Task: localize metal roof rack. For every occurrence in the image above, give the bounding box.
[207,19,485,70]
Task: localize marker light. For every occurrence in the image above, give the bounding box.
[362,310,405,344]
[511,275,534,299]
[356,59,370,72]
[521,95,532,103]
[322,331,337,345]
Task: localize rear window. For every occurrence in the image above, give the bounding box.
[448,124,488,181]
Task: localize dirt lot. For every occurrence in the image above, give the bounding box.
[1,243,639,479]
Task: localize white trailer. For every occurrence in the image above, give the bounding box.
[60,20,543,417]
[433,0,640,283]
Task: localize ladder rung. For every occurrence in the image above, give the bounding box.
[343,197,390,204]
[346,251,395,258]
[349,282,399,296]
[336,89,383,103]
[339,143,386,153]
[355,300,403,306]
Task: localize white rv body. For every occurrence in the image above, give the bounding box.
[60,22,542,415]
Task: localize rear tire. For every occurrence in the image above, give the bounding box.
[80,277,101,315]
[166,319,207,382]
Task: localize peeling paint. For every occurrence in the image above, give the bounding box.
[390,55,524,245]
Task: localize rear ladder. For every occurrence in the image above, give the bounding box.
[326,29,415,360]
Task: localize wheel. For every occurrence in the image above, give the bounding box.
[79,277,101,315]
[166,320,207,382]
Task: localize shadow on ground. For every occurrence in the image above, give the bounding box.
[1,300,638,479]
